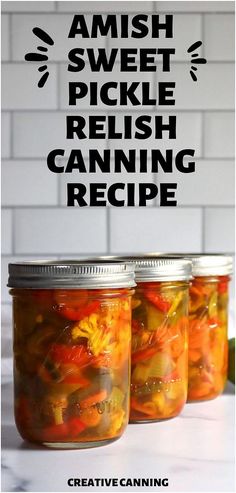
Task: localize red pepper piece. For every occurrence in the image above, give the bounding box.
[30,289,54,307]
[162,370,179,383]
[49,344,93,367]
[62,374,89,385]
[41,423,68,442]
[67,417,86,436]
[80,390,107,410]
[132,319,142,333]
[208,317,220,328]
[15,396,32,429]
[41,417,86,442]
[144,291,171,313]
[218,276,229,294]
[59,301,100,321]
[132,345,158,364]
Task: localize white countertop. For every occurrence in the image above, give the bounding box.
[1,378,235,493]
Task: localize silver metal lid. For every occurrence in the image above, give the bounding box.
[131,258,192,282]
[144,253,233,277]
[8,260,136,289]
[182,254,233,276]
[85,256,192,282]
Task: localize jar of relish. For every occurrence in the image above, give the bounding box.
[186,255,233,401]
[8,261,135,448]
[129,258,192,422]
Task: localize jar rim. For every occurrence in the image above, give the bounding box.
[8,260,136,289]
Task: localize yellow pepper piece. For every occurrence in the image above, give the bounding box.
[109,387,125,409]
[132,364,150,383]
[148,352,173,378]
[166,381,183,400]
[146,303,163,331]
[167,291,183,317]
[152,391,165,412]
[141,401,156,416]
[109,409,125,435]
[208,291,218,318]
[54,406,64,425]
[44,394,67,425]
[132,298,141,310]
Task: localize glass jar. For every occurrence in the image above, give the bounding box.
[129,258,192,422]
[187,255,233,401]
[8,261,135,448]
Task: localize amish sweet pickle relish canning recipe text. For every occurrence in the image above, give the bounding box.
[46,14,197,207]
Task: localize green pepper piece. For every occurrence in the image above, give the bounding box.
[228,338,235,384]
[146,303,164,331]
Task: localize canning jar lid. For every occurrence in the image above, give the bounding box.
[144,252,233,277]
[103,257,192,282]
[73,256,192,282]
[134,258,192,282]
[8,260,136,289]
[182,254,233,277]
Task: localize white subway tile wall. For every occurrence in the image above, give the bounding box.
[1,14,10,61]
[14,207,107,254]
[1,160,58,206]
[204,112,235,158]
[1,112,11,158]
[2,64,58,110]
[1,209,13,255]
[1,1,235,308]
[204,14,235,61]
[109,208,203,252]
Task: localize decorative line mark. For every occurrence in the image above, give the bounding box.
[25,53,48,62]
[38,65,48,72]
[187,40,207,81]
[187,40,203,53]
[37,46,48,52]
[25,27,55,87]
[32,27,54,46]
[38,71,49,88]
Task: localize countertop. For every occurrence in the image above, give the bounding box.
[1,378,235,493]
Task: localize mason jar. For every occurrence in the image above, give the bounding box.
[187,255,233,401]
[129,258,192,422]
[8,261,135,448]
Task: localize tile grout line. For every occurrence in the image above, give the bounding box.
[201,112,205,159]
[56,63,60,110]
[4,11,234,15]
[201,13,205,58]
[1,157,235,162]
[106,208,111,253]
[4,109,234,114]
[1,205,234,210]
[2,60,234,66]
[8,13,13,61]
[201,207,205,252]
[57,173,61,206]
[11,208,15,255]
[201,13,205,159]
[9,112,14,159]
